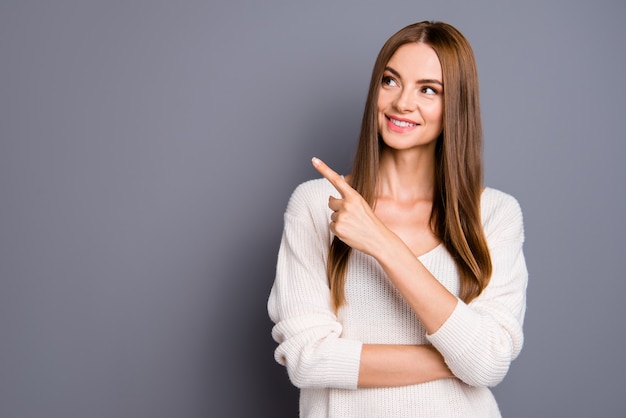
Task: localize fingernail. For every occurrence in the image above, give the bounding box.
[311,157,321,166]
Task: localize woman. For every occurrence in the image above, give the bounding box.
[268,21,527,418]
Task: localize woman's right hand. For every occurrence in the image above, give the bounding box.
[312,157,391,257]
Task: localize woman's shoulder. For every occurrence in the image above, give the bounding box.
[481,187,521,210]
[481,187,524,243]
[292,177,336,194]
[285,177,338,218]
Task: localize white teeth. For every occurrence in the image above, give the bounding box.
[390,118,417,127]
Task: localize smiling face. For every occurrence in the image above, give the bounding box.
[377,42,444,152]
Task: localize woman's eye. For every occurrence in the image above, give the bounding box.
[422,86,437,95]
[382,76,398,87]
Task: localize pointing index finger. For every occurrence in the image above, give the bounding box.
[311,157,353,197]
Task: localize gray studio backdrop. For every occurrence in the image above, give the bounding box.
[1,1,625,417]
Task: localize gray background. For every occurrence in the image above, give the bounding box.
[1,1,624,417]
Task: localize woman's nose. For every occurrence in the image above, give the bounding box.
[394,89,417,112]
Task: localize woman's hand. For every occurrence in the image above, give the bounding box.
[312,158,458,335]
[312,157,389,256]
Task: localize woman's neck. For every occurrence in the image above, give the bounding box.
[377,146,436,202]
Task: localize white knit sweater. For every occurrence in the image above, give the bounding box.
[268,178,527,418]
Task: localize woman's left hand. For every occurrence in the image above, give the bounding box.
[312,157,389,256]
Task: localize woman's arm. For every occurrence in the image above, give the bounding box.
[268,180,456,390]
[314,158,527,387]
[313,158,458,334]
[358,344,454,388]
[372,230,527,387]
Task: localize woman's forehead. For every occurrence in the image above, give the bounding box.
[386,43,442,82]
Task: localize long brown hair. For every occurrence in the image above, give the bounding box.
[328,21,492,310]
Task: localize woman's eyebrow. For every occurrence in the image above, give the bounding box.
[384,66,443,86]
[384,66,402,79]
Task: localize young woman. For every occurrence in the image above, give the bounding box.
[268,21,527,418]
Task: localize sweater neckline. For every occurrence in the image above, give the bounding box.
[417,242,444,260]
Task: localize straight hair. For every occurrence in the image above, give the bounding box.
[328,21,492,311]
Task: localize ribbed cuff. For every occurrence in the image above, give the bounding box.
[426,300,481,360]
[321,338,363,389]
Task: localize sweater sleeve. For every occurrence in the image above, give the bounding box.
[426,191,528,387]
[267,182,363,389]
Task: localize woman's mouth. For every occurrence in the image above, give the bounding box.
[386,115,419,132]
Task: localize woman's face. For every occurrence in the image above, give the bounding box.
[377,42,444,152]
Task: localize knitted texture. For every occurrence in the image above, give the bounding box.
[268,178,527,418]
